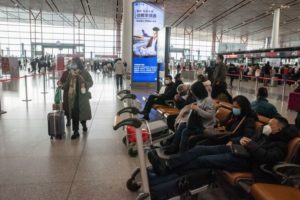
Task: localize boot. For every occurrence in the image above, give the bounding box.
[71,131,80,140]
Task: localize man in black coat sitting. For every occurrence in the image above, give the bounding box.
[142,75,178,120]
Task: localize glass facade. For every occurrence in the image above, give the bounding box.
[0,6,121,59]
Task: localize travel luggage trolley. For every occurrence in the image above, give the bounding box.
[117,89,142,109]
[115,107,173,157]
[113,117,214,200]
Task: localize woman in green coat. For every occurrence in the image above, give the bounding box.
[65,57,93,139]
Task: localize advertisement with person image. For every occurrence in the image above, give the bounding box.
[132,2,164,82]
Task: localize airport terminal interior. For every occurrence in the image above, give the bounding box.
[0,0,300,200]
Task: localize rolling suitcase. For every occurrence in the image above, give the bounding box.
[48,110,65,140]
[288,92,300,111]
[48,88,65,140]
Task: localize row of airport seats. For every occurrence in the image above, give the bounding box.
[152,101,300,200]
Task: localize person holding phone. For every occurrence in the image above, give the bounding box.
[65,57,93,139]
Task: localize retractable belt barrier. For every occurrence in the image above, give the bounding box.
[0,69,65,114]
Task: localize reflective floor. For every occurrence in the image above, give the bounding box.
[0,71,298,199]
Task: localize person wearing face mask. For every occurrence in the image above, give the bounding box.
[164,81,216,154]
[65,57,93,139]
[141,75,177,120]
[147,116,298,180]
[57,60,72,126]
[166,84,196,132]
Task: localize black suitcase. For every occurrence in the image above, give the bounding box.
[48,110,65,139]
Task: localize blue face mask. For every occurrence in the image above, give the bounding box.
[232,108,241,116]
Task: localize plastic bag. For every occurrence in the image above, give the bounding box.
[54,88,62,104]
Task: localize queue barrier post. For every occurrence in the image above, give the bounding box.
[0,100,7,115]
[282,80,287,102]
[52,68,56,90]
[41,72,48,94]
[22,75,32,102]
[237,72,241,94]
[255,77,259,92]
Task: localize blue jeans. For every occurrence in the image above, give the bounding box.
[167,145,251,173]
[179,126,204,153]
[170,123,187,151]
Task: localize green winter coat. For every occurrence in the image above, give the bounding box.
[64,70,93,121]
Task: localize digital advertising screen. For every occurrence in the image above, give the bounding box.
[132,2,164,82]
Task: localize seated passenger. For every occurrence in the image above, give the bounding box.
[211,81,233,103]
[173,84,195,110]
[148,116,296,177]
[251,87,279,118]
[166,84,196,132]
[142,75,177,120]
[197,74,212,96]
[164,81,216,154]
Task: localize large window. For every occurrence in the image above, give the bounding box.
[0,6,121,58]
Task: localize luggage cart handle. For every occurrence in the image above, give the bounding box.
[117,89,131,96]
[113,118,142,130]
[120,94,137,101]
[117,107,141,115]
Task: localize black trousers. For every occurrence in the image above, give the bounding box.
[166,115,177,132]
[71,108,86,132]
[143,95,166,114]
[116,74,123,88]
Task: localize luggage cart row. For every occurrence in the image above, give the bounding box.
[113,90,214,200]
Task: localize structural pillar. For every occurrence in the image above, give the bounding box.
[122,0,134,70]
[270,8,280,48]
[211,29,217,57]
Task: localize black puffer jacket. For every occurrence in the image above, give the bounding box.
[245,125,299,165]
[249,125,299,183]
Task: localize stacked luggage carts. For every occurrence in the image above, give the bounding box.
[113,116,215,200]
[115,90,173,157]
[113,90,215,200]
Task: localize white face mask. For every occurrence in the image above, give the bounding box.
[262,125,272,136]
[164,80,171,85]
[81,87,86,94]
[182,95,188,100]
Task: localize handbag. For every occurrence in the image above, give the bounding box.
[231,144,250,158]
[54,88,62,104]
[186,110,203,130]
[203,116,246,137]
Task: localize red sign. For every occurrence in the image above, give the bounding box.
[266,52,278,57]
[1,57,10,73]
[224,54,238,59]
[57,57,65,71]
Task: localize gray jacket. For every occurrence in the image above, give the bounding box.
[213,62,227,84]
[114,60,125,75]
[194,97,216,128]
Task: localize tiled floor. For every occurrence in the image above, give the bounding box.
[0,71,298,200]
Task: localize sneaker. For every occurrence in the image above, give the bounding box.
[71,132,80,140]
[147,150,168,176]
